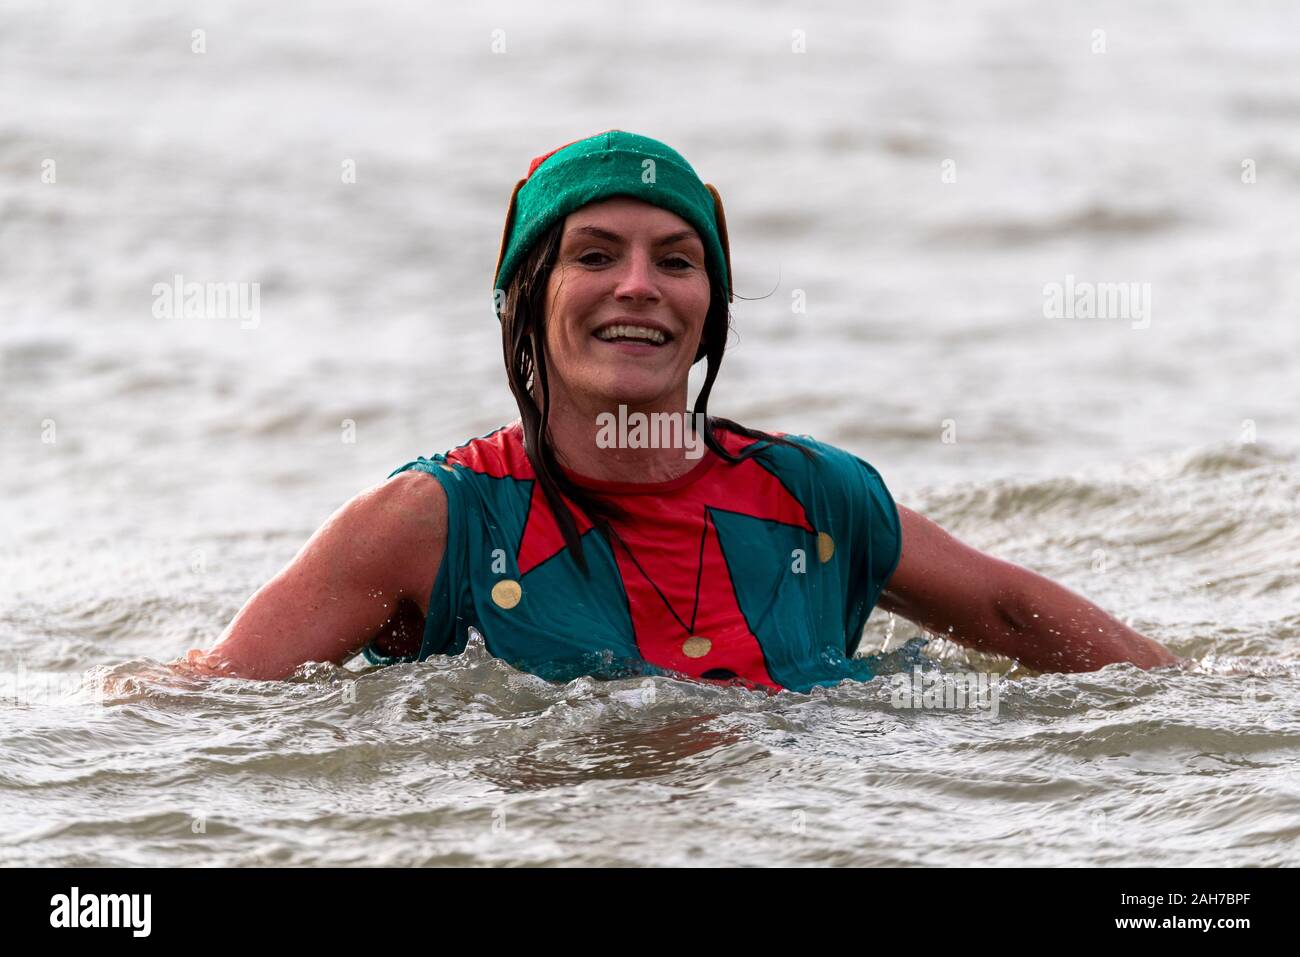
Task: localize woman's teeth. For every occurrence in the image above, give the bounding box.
[595,324,667,345]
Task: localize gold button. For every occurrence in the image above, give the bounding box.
[491,579,522,609]
[817,531,835,563]
[682,636,711,658]
[440,463,454,472]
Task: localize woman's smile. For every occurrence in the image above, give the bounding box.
[592,319,673,346]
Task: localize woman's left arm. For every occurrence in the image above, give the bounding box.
[876,505,1182,672]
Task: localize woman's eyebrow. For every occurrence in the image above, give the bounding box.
[566,225,702,247]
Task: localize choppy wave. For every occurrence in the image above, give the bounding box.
[2,634,1296,866]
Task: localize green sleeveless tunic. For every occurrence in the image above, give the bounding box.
[362,421,903,693]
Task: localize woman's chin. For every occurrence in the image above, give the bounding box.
[590,379,676,409]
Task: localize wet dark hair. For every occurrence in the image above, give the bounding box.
[499,213,816,575]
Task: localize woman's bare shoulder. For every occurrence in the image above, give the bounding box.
[342,470,449,603]
[379,468,448,542]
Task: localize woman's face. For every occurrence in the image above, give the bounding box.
[541,196,712,410]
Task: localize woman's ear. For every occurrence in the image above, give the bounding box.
[704,183,732,304]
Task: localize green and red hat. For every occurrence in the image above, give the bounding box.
[492,129,732,319]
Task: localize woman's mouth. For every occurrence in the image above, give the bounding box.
[593,323,672,347]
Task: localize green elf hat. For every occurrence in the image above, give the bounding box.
[491,129,732,319]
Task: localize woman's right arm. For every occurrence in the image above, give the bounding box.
[179,470,447,681]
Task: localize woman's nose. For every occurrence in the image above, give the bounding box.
[613,248,660,302]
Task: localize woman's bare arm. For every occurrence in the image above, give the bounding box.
[877,505,1180,672]
[180,471,447,680]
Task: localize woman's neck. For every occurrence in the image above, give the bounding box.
[538,390,710,485]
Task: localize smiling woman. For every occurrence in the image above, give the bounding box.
[182,129,1179,690]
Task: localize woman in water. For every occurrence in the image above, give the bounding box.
[178,130,1178,692]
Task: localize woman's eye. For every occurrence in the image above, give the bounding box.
[576,251,694,269]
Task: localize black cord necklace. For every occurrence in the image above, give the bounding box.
[607,507,712,637]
